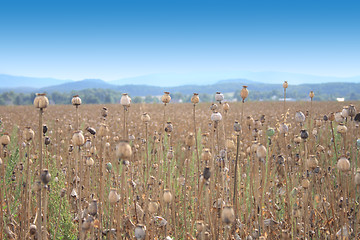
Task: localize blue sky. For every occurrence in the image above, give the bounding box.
[0,0,360,82]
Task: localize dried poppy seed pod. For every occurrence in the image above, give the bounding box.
[254,119,261,129]
[108,188,120,204]
[203,166,211,180]
[201,133,209,145]
[163,189,173,203]
[185,133,195,147]
[73,175,80,184]
[166,148,174,160]
[246,116,254,128]
[18,162,24,171]
[40,169,51,185]
[69,145,74,152]
[210,103,218,111]
[355,113,360,123]
[295,111,306,124]
[86,157,94,166]
[72,131,85,146]
[29,224,37,235]
[215,92,224,103]
[315,119,323,127]
[211,111,222,122]
[355,169,360,186]
[191,93,199,105]
[116,140,132,160]
[101,107,108,118]
[148,201,159,214]
[178,175,185,185]
[33,93,49,109]
[240,85,249,103]
[148,176,156,185]
[121,93,131,107]
[0,133,10,146]
[161,92,171,104]
[256,144,267,159]
[98,124,109,137]
[86,126,96,135]
[306,155,318,170]
[141,112,151,123]
[201,148,212,162]
[84,139,92,149]
[23,127,35,142]
[60,188,66,198]
[335,112,344,123]
[196,220,205,232]
[106,162,113,171]
[300,129,309,140]
[328,112,335,121]
[134,224,146,239]
[251,141,259,153]
[42,124,48,135]
[316,144,325,153]
[341,106,349,118]
[72,95,82,106]
[302,178,310,189]
[295,136,302,144]
[234,120,241,133]
[113,136,120,142]
[82,215,94,231]
[266,127,275,137]
[165,121,173,133]
[88,199,98,216]
[279,123,288,134]
[337,123,348,134]
[32,180,42,192]
[44,136,51,145]
[283,81,288,89]
[221,205,235,225]
[337,157,350,172]
[348,104,356,118]
[309,91,314,99]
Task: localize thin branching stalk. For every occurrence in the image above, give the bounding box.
[233,134,240,216]
[193,104,200,190]
[330,121,339,160]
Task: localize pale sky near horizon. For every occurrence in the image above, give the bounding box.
[1,0,359,81]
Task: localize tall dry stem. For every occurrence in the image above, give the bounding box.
[37,108,43,240]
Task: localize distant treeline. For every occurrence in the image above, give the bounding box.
[0,86,360,105]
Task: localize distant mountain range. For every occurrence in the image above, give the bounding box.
[108,71,360,86]
[2,71,360,90]
[1,73,360,100]
[0,74,262,95]
[38,78,262,96]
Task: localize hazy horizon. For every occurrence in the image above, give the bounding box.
[2,70,360,83]
[1,0,360,83]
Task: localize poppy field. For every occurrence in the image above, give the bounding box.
[0,89,359,240]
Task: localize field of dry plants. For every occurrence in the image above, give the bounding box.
[0,87,360,240]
